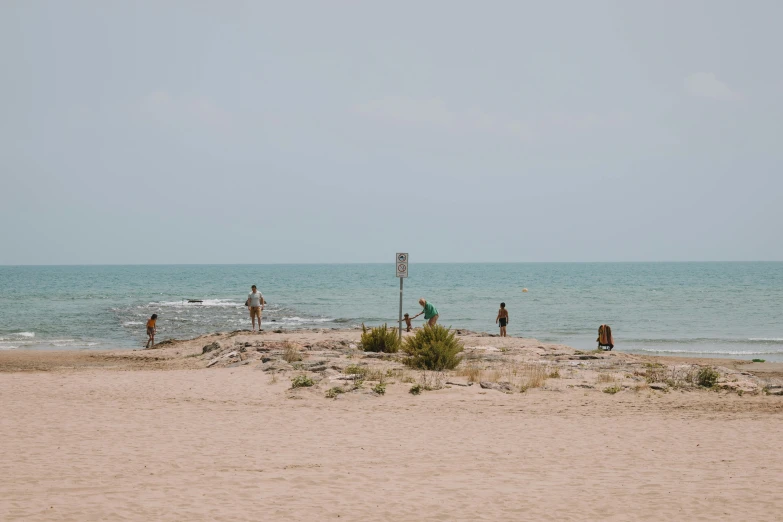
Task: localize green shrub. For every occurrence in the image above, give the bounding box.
[752,358,765,363]
[409,384,422,395]
[344,365,367,376]
[402,325,464,371]
[697,367,719,388]
[361,323,400,353]
[372,382,386,395]
[291,375,314,388]
[325,387,344,398]
[603,385,621,394]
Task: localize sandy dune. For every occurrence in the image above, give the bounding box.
[1,330,782,521]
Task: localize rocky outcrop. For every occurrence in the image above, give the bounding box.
[766,385,783,396]
[479,381,514,393]
[202,342,220,354]
[260,360,293,373]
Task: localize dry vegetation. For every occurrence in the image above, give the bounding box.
[282,341,303,363]
[455,362,551,391]
[101,327,781,400]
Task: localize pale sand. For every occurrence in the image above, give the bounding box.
[1,330,782,521]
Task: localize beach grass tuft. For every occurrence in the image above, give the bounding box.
[344,364,367,377]
[290,374,314,388]
[697,367,719,388]
[283,341,303,363]
[409,384,422,395]
[603,385,622,394]
[456,364,482,382]
[361,323,400,353]
[402,325,464,371]
[325,386,344,399]
[519,363,549,389]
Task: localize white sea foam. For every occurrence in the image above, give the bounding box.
[151,299,240,308]
[123,321,144,326]
[52,341,98,347]
[635,347,783,355]
[748,338,783,342]
[0,345,18,350]
[13,332,35,338]
[278,317,333,323]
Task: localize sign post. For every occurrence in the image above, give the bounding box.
[396,253,408,342]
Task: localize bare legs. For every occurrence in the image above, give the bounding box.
[250,307,262,332]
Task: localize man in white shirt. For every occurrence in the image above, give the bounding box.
[246,285,265,332]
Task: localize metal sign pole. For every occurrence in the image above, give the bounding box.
[396,253,408,342]
[398,277,403,342]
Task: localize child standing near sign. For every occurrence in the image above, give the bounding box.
[402,313,413,332]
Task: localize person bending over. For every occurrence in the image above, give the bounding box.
[411,298,439,327]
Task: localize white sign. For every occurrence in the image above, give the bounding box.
[396,252,408,278]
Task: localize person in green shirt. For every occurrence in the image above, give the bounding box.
[412,298,439,326]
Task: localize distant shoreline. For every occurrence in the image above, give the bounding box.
[3,260,783,267]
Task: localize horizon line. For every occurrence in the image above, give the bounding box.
[2,260,782,267]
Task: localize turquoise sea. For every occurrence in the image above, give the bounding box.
[0,263,781,361]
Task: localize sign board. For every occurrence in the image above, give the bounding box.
[396,252,408,278]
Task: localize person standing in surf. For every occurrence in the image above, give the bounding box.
[246,285,265,332]
[145,314,158,348]
[496,302,509,337]
[411,298,439,327]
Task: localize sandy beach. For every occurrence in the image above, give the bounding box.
[2,329,782,521]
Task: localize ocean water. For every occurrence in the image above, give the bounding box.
[0,263,781,361]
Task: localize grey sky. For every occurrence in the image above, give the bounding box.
[1,1,781,264]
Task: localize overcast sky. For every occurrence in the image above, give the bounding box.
[1,0,781,264]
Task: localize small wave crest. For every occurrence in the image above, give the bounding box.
[276,317,334,324]
[623,337,783,345]
[12,332,35,338]
[149,299,241,308]
[0,337,98,349]
[633,347,783,356]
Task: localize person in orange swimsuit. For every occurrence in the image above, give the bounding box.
[146,314,158,349]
